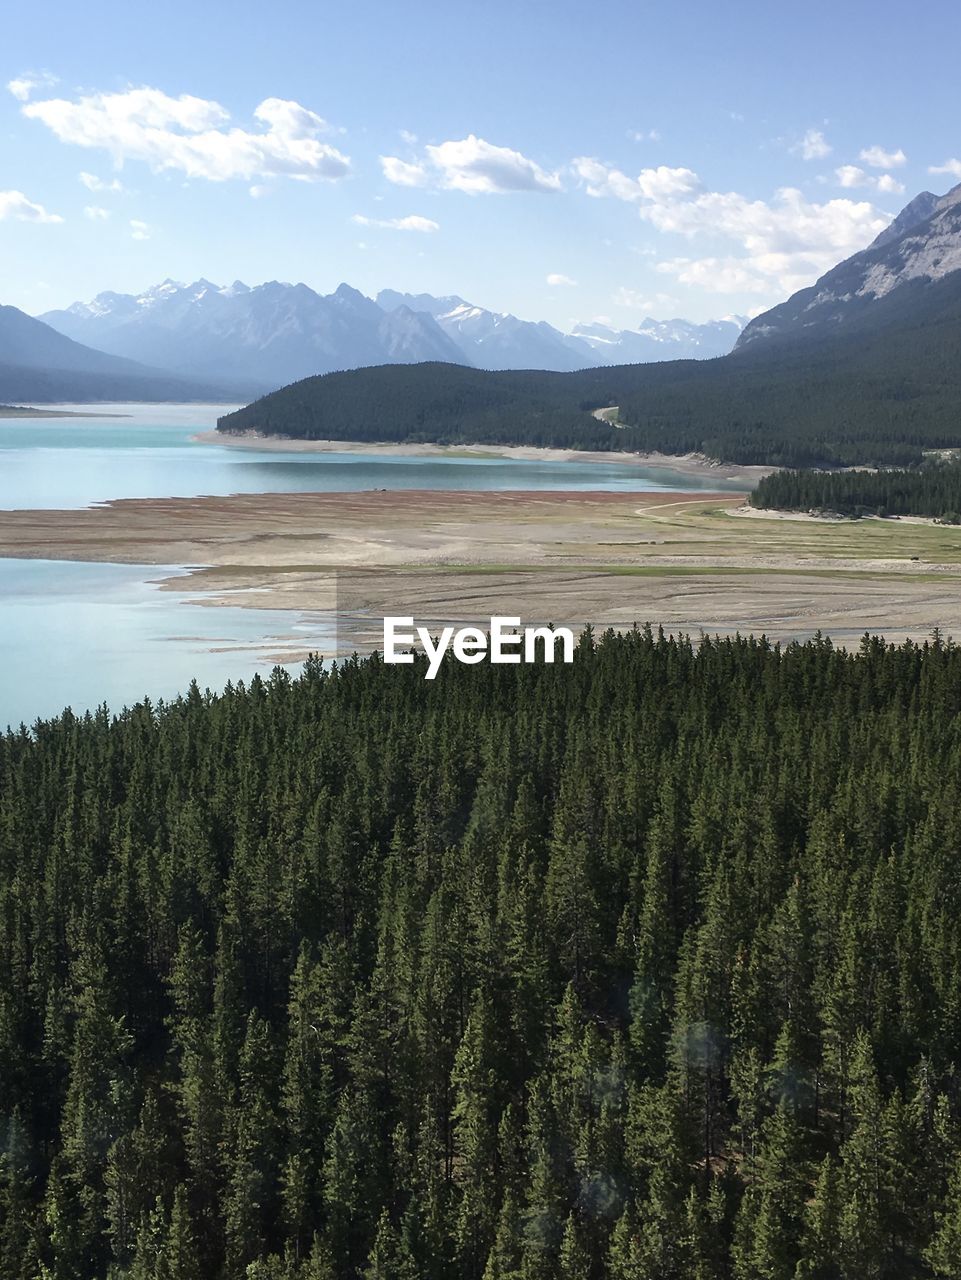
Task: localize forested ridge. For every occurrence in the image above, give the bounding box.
[217,362,649,453]
[0,362,246,406]
[750,460,961,521]
[7,632,961,1277]
[217,273,961,468]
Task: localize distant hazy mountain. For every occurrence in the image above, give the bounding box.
[40,278,745,389]
[223,183,961,468]
[737,183,961,350]
[41,280,467,387]
[377,289,744,369]
[569,315,745,362]
[377,289,594,371]
[0,304,243,403]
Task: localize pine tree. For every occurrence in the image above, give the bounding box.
[927,1154,961,1278]
[452,992,500,1278]
[155,1185,201,1280]
[223,1011,281,1274]
[363,1209,416,1280]
[796,1156,842,1280]
[0,1108,41,1280]
[520,1078,565,1280]
[732,1101,807,1280]
[557,1212,591,1280]
[837,1033,888,1279]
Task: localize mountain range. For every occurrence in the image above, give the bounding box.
[220,182,961,469]
[6,182,961,405]
[376,289,743,371]
[39,281,465,391]
[37,281,746,390]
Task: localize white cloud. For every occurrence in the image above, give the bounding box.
[399,129,418,145]
[614,288,678,310]
[573,158,700,202]
[130,219,151,240]
[645,187,887,263]
[351,213,439,232]
[8,78,36,103]
[79,171,124,193]
[930,158,961,179]
[628,128,660,143]
[84,205,110,220]
[575,156,890,297]
[656,256,793,296]
[0,190,63,223]
[427,135,561,193]
[793,129,832,160]
[546,273,577,286]
[379,155,429,187]
[836,164,868,188]
[22,87,351,183]
[859,145,907,169]
[6,71,57,103]
[835,164,904,195]
[383,134,561,195]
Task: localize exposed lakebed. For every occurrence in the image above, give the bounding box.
[0,402,735,723]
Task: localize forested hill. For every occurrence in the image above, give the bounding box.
[218,269,961,467]
[217,361,666,452]
[751,458,961,521]
[6,631,961,1276]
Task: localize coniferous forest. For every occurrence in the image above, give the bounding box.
[218,273,961,469]
[216,342,961,470]
[750,461,961,522]
[5,631,961,1278]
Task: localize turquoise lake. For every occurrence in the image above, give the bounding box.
[0,403,733,725]
[0,402,740,509]
[0,559,336,729]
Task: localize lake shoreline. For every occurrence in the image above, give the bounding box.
[195,429,773,486]
[1,485,960,656]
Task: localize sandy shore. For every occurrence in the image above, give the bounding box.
[167,564,961,654]
[734,506,949,528]
[195,429,773,486]
[1,486,960,652]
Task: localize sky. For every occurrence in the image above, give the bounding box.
[3,0,961,330]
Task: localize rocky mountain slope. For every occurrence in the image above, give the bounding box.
[378,288,744,369]
[41,280,465,388]
[737,183,961,349]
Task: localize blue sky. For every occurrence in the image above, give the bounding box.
[3,0,961,329]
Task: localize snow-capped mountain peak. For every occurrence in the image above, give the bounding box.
[570,315,746,362]
[377,290,744,370]
[40,279,466,386]
[40,280,746,387]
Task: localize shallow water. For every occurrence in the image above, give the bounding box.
[0,558,334,729]
[0,402,741,509]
